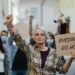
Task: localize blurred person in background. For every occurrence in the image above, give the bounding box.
[0,34,9,75]
[4,15,28,75]
[46,32,56,49]
[55,16,70,35]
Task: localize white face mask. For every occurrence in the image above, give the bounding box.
[1,36,8,44]
[47,39,54,45]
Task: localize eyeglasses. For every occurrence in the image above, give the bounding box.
[34,33,45,36]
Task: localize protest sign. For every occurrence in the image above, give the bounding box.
[55,33,75,56]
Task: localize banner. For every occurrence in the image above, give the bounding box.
[55,33,75,56]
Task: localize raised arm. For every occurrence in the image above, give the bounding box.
[4,15,29,54]
[29,15,34,37]
[56,50,75,74]
[62,50,75,73]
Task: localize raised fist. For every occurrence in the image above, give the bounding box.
[4,15,13,28]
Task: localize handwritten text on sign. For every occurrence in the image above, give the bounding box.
[55,33,75,55]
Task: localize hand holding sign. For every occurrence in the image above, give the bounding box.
[71,50,75,59]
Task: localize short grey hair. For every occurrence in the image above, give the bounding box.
[33,26,47,36]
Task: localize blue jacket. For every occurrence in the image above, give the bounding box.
[3,35,18,70]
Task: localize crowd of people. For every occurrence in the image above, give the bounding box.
[0,15,75,75]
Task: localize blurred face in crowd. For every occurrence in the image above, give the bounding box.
[34,28,46,45]
[1,31,8,44]
[1,31,8,36]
